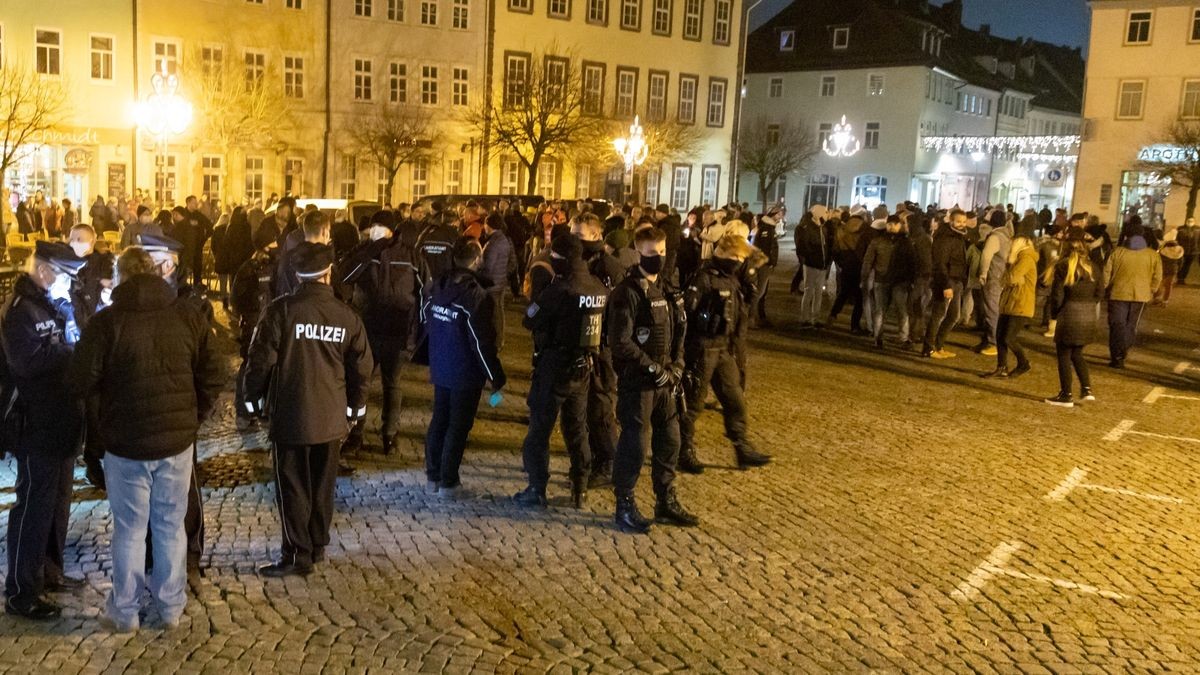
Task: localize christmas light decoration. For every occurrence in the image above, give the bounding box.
[921,134,1080,155]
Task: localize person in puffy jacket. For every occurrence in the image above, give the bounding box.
[1045,233,1104,407]
[794,206,834,327]
[982,235,1037,379]
[828,214,868,334]
[479,212,514,350]
[415,237,505,499]
[70,246,222,633]
[862,215,916,349]
[923,209,970,358]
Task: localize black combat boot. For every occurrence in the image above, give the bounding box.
[512,485,548,508]
[654,488,699,527]
[735,444,772,469]
[677,446,704,474]
[382,431,401,456]
[570,477,587,509]
[614,493,652,534]
[587,461,613,489]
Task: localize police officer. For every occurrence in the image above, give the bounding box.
[231,223,281,432]
[339,210,418,455]
[513,234,610,508]
[572,213,625,487]
[2,242,86,620]
[678,234,772,474]
[606,227,697,534]
[417,237,506,499]
[244,239,374,577]
[415,206,459,289]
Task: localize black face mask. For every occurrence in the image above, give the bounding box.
[639,254,663,275]
[550,256,572,276]
[712,257,741,275]
[581,239,605,256]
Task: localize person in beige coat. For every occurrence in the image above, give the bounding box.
[1103,226,1162,368]
[983,235,1038,379]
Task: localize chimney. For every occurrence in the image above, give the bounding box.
[979,24,990,37]
[1020,55,1036,78]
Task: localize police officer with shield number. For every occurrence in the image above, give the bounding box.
[243,238,374,577]
[678,234,771,473]
[606,227,698,534]
[513,234,610,509]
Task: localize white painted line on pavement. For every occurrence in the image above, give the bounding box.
[1045,467,1088,502]
[1174,361,1196,375]
[1101,419,1200,443]
[951,541,1020,602]
[991,567,1128,601]
[1103,420,1137,442]
[1079,483,1186,504]
[1143,386,1200,404]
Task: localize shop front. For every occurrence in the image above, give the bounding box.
[3,125,134,215]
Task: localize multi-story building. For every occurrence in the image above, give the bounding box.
[0,0,137,210]
[740,0,1084,215]
[488,0,744,206]
[1074,0,1200,229]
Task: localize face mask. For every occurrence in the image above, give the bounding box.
[550,255,571,276]
[368,225,390,241]
[581,240,604,256]
[48,273,72,301]
[70,241,92,258]
[712,257,741,275]
[639,254,663,275]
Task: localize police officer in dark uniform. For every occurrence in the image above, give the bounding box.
[678,234,772,474]
[2,242,86,620]
[231,223,281,431]
[606,227,698,534]
[244,239,374,577]
[415,208,459,289]
[339,210,418,455]
[512,234,610,508]
[572,213,625,488]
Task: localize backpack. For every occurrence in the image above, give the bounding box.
[691,282,734,339]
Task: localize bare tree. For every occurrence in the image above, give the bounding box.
[465,48,607,194]
[1138,121,1200,220]
[185,50,292,202]
[348,106,439,204]
[0,60,68,226]
[738,117,819,210]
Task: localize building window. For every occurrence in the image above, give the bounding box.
[501,159,520,194]
[1125,10,1152,44]
[245,157,265,202]
[701,165,719,206]
[152,39,177,76]
[576,164,591,199]
[820,75,835,97]
[1117,80,1145,119]
[582,62,605,115]
[621,0,640,30]
[537,161,557,198]
[158,155,178,206]
[509,0,532,12]
[284,56,304,98]
[683,0,702,39]
[670,165,691,210]
[35,29,62,76]
[421,0,439,24]
[354,58,373,101]
[388,62,407,103]
[244,51,266,87]
[616,67,638,118]
[706,78,726,127]
[852,175,887,208]
[587,0,607,24]
[286,0,303,8]
[421,65,439,104]
[285,158,305,195]
[804,174,838,209]
[817,122,832,148]
[446,158,463,192]
[779,29,795,51]
[545,57,569,110]
[452,67,469,106]
[713,0,731,45]
[652,0,671,35]
[678,74,697,124]
[355,0,373,16]
[1181,80,1200,119]
[647,71,668,122]
[1193,9,1200,42]
[868,73,884,96]
[340,154,357,200]
[549,0,570,18]
[504,52,530,108]
[864,122,879,149]
[202,156,222,201]
[0,25,6,69]
[768,77,782,98]
[89,35,114,81]
[412,159,429,200]
[645,168,660,204]
[388,0,405,20]
[766,124,780,145]
[452,0,468,28]
[200,44,223,79]
[832,26,849,49]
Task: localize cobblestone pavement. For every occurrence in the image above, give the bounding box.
[2,246,1200,673]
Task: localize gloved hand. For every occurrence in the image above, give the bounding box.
[669,365,685,388]
[652,366,672,389]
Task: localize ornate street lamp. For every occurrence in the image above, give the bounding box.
[822,115,859,205]
[134,72,193,207]
[613,115,649,196]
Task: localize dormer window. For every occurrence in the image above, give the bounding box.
[832,26,849,50]
[780,29,795,52]
[921,29,942,56]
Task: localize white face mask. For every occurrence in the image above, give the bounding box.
[368,225,391,241]
[70,240,92,258]
[48,272,72,301]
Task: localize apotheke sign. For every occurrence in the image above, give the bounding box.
[1137,145,1198,164]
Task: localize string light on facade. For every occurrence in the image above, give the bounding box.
[824,115,861,158]
[921,134,1080,155]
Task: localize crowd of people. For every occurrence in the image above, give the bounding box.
[0,180,1193,631]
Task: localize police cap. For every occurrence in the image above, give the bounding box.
[35,241,86,276]
[138,233,184,256]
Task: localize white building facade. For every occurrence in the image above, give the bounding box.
[1074,0,1200,229]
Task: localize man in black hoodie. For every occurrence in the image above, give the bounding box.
[923,209,970,358]
[862,215,916,349]
[70,246,222,632]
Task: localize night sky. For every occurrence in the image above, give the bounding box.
[752,0,1091,52]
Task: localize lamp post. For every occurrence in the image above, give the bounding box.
[613,115,649,200]
[134,71,192,208]
[823,115,859,206]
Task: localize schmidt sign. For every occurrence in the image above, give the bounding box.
[1138,145,1199,164]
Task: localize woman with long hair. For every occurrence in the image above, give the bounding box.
[1045,232,1103,407]
[982,233,1037,378]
